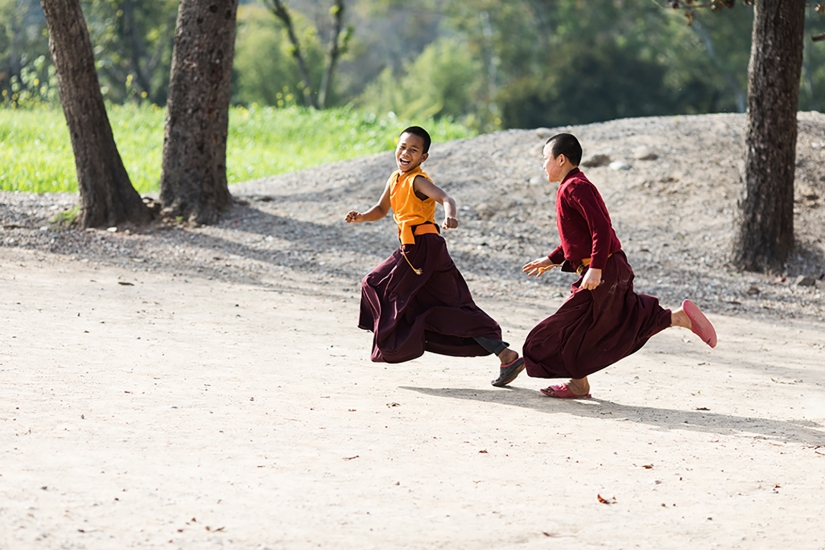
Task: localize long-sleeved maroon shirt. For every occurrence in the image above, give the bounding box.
[547,167,622,270]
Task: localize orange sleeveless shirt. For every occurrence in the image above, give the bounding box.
[389,166,437,245]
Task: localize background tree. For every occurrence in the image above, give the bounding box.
[1,0,52,105]
[264,0,351,109]
[232,2,322,107]
[159,0,239,225]
[667,0,811,273]
[80,0,178,105]
[40,0,150,227]
[732,0,807,273]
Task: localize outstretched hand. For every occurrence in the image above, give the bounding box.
[523,257,558,277]
[345,210,361,223]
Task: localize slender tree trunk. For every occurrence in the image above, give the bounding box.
[732,0,805,273]
[40,0,151,228]
[317,0,345,110]
[121,0,152,101]
[159,0,238,225]
[269,0,316,108]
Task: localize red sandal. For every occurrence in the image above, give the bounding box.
[540,383,591,399]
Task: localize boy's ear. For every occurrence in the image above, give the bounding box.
[421,152,429,163]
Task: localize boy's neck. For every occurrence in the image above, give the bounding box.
[558,164,577,182]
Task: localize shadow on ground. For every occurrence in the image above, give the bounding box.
[401,385,825,446]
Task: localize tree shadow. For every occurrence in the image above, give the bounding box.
[400,385,825,446]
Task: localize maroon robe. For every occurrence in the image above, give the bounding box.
[359,233,503,363]
[524,168,671,379]
[523,251,672,379]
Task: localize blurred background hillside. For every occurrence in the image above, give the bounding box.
[3,0,824,130]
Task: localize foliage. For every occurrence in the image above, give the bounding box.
[0,104,475,193]
[2,0,824,135]
[356,37,484,128]
[0,0,53,106]
[80,0,178,105]
[232,4,323,107]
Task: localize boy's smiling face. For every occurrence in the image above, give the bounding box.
[395,132,429,173]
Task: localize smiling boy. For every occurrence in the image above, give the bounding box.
[346,126,524,385]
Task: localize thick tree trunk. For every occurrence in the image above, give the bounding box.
[732,0,805,273]
[41,0,151,228]
[159,0,238,225]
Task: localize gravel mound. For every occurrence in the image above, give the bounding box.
[2,112,824,321]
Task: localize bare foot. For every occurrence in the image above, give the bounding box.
[671,306,691,329]
[498,348,519,366]
[567,376,590,396]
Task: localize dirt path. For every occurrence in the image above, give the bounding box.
[2,248,824,549]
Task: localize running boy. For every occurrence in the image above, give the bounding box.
[517,133,717,398]
[345,126,524,386]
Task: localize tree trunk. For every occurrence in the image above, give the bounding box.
[732,0,805,273]
[121,0,153,101]
[317,0,346,110]
[269,0,317,108]
[159,0,238,225]
[40,0,151,228]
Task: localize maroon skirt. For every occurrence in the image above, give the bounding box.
[359,233,502,363]
[523,251,672,379]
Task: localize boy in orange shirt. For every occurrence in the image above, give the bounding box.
[346,126,524,386]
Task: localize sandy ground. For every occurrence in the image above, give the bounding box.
[2,246,824,550]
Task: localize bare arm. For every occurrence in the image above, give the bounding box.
[345,180,391,223]
[413,176,458,229]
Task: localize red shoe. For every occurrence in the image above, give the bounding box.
[539,383,591,399]
[682,299,717,348]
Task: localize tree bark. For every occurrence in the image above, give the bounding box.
[159,0,238,225]
[40,0,151,228]
[732,0,805,273]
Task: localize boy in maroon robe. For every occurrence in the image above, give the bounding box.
[346,126,525,386]
[516,133,717,398]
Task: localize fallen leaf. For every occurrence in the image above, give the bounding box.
[478,449,488,454]
[597,494,616,504]
[117,281,134,286]
[642,464,653,469]
[695,407,710,411]
[343,455,359,460]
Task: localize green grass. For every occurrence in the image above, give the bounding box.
[0,104,476,194]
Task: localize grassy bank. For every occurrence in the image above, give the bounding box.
[0,105,475,194]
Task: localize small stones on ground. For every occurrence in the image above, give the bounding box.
[609,160,632,171]
[580,153,611,167]
[632,146,658,160]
